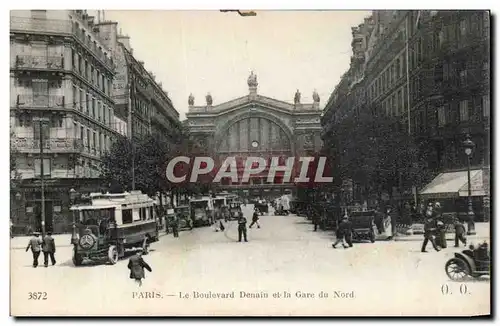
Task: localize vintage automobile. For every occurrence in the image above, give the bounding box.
[445,242,490,281]
[227,202,242,220]
[254,200,269,215]
[174,205,192,229]
[189,196,214,227]
[349,210,377,243]
[70,191,159,266]
[295,201,309,217]
[212,196,228,220]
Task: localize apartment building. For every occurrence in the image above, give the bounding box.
[10,10,118,233]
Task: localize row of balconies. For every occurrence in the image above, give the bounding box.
[10,16,114,71]
[13,94,115,129]
[11,137,84,153]
[13,55,64,70]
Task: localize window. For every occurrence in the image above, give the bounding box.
[437,106,446,126]
[443,62,449,80]
[460,100,469,121]
[482,95,490,117]
[92,132,96,150]
[86,129,90,150]
[396,58,401,79]
[122,209,133,224]
[460,19,467,37]
[80,126,84,140]
[98,132,102,152]
[85,60,88,79]
[460,69,468,86]
[134,209,141,222]
[92,98,96,117]
[34,158,51,177]
[72,86,77,107]
[80,89,84,111]
[73,122,78,138]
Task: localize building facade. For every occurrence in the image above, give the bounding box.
[95,20,182,143]
[322,10,490,216]
[10,10,118,234]
[186,72,323,198]
[10,10,182,234]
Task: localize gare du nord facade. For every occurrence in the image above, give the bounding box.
[185,72,324,200]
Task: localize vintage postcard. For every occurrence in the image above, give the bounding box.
[9,9,491,316]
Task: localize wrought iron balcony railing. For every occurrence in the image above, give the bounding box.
[14,54,64,70]
[11,137,84,153]
[15,94,65,108]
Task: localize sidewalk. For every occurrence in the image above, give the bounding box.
[10,230,170,250]
[393,222,490,242]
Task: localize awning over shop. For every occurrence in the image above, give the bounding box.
[419,169,485,199]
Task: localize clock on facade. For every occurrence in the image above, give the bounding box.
[251,141,259,148]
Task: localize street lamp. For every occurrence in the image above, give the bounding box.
[463,134,476,235]
[33,116,50,236]
[69,188,79,244]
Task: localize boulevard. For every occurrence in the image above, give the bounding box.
[11,204,490,316]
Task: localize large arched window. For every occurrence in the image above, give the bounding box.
[217,116,291,155]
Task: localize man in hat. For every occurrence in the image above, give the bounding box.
[454,217,467,247]
[237,211,248,242]
[127,251,152,287]
[42,231,56,267]
[249,207,260,229]
[26,232,43,268]
[421,215,440,252]
[332,216,353,249]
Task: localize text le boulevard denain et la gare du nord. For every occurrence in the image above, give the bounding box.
[132,290,356,300]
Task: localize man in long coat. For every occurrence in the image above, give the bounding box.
[128,252,152,286]
[42,231,56,267]
[26,232,43,267]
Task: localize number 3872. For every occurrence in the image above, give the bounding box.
[28,292,47,300]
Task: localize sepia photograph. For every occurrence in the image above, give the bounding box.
[8,7,491,316]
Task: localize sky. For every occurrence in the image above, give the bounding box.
[100,10,371,119]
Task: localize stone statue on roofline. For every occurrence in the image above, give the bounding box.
[294,89,301,104]
[206,93,213,106]
[188,93,195,106]
[313,89,320,103]
[247,71,258,88]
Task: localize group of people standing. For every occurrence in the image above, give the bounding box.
[421,201,467,252]
[25,232,56,268]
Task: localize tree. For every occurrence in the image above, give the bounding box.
[322,109,432,206]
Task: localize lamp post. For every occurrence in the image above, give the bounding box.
[69,188,78,244]
[463,134,476,235]
[33,116,50,236]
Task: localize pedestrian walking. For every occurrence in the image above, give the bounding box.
[421,216,440,252]
[42,231,56,267]
[127,252,152,287]
[454,218,467,247]
[249,208,260,229]
[25,232,43,268]
[332,216,353,249]
[237,212,248,242]
[172,216,179,238]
